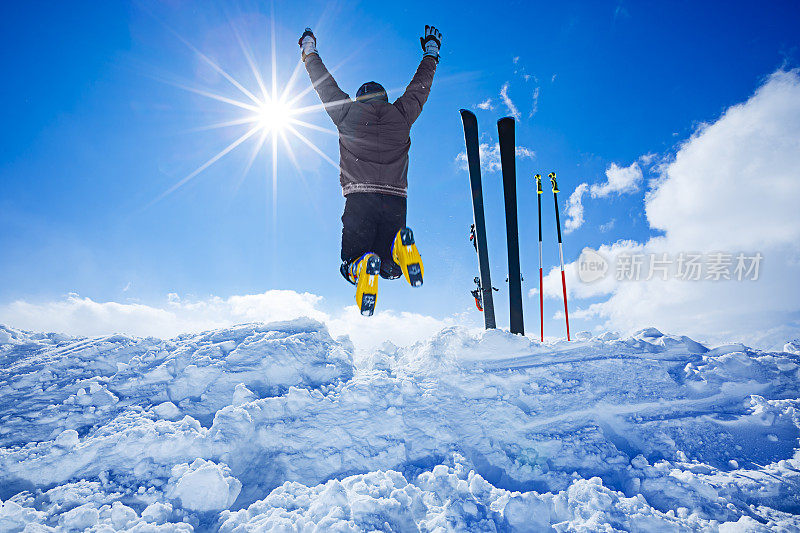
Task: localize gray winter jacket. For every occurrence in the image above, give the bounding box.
[304,53,437,197]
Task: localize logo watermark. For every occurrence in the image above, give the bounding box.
[577,249,763,283]
[578,248,609,283]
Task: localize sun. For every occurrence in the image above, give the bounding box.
[255,99,292,133]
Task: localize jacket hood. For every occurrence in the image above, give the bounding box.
[356,81,388,103]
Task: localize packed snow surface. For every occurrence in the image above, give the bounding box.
[1,320,799,531]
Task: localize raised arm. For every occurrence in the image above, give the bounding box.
[299,28,352,126]
[394,25,442,126]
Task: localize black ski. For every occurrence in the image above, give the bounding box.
[497,117,524,335]
[460,109,496,329]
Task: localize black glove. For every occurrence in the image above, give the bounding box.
[420,25,442,61]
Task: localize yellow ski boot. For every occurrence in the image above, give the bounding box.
[392,227,424,287]
[353,253,381,316]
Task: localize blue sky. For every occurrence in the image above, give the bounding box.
[1,1,799,339]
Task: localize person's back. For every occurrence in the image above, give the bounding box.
[334,94,414,197]
[299,25,442,315]
[301,36,437,198]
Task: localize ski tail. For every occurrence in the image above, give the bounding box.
[460,109,496,329]
[498,117,524,335]
[471,277,484,312]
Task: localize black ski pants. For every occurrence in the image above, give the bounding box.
[341,192,406,279]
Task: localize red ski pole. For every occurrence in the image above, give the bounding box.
[549,172,570,341]
[535,174,544,342]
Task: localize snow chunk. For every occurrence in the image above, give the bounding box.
[54,429,79,449]
[109,501,138,529]
[142,501,172,524]
[167,458,241,511]
[718,515,766,532]
[0,500,47,530]
[59,503,99,530]
[784,340,800,355]
[154,401,181,420]
[232,383,257,406]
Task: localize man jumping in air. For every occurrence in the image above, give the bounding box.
[299,25,442,316]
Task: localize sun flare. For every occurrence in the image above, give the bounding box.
[255,99,292,132]
[148,20,347,208]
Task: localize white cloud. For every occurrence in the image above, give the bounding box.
[590,161,643,198]
[553,70,800,348]
[638,153,657,166]
[0,291,460,351]
[529,87,540,118]
[455,143,535,173]
[599,219,616,232]
[477,99,494,110]
[614,3,631,20]
[564,183,589,233]
[558,158,646,234]
[499,82,520,120]
[515,146,536,159]
[645,72,800,251]
[327,307,461,350]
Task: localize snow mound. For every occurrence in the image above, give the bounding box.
[167,459,241,512]
[1,320,799,531]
